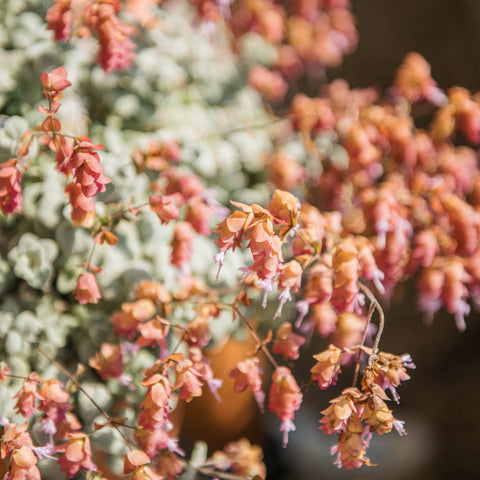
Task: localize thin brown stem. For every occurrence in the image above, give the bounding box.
[351,302,375,387]
[37,348,134,450]
[358,282,385,366]
[5,374,28,380]
[85,242,96,271]
[232,305,279,369]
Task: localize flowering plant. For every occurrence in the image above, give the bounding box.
[1,0,479,478]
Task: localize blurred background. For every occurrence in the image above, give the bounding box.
[182,1,480,478]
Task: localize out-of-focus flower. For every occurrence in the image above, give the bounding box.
[0,160,23,215]
[268,367,302,447]
[229,357,265,411]
[73,272,101,305]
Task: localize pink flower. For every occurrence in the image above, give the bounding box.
[149,194,180,224]
[171,221,194,273]
[305,303,338,338]
[394,52,446,105]
[0,421,35,457]
[136,318,170,358]
[111,299,156,338]
[38,379,70,435]
[84,1,136,73]
[65,182,96,228]
[269,150,307,192]
[265,189,300,233]
[248,65,288,102]
[73,272,101,305]
[69,139,110,197]
[229,357,265,411]
[40,66,71,101]
[268,367,302,447]
[57,433,96,478]
[189,347,223,403]
[138,363,172,434]
[46,0,73,41]
[274,260,303,318]
[13,373,43,419]
[304,263,333,305]
[185,314,211,349]
[0,160,23,215]
[89,343,124,381]
[185,197,214,235]
[442,257,471,331]
[272,322,305,360]
[174,359,203,402]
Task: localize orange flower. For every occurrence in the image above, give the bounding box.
[266,189,300,235]
[272,322,305,360]
[13,373,42,419]
[311,345,343,389]
[89,343,123,381]
[174,359,203,402]
[10,445,41,480]
[229,357,265,411]
[57,433,96,478]
[38,379,70,435]
[331,238,360,313]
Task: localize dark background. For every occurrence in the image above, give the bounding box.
[295,1,480,477]
[291,1,480,478]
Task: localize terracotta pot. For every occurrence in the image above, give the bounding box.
[180,335,267,450]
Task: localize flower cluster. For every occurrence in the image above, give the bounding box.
[38,67,110,228]
[3,0,479,476]
[318,348,413,470]
[266,52,480,331]
[215,189,300,305]
[47,0,135,72]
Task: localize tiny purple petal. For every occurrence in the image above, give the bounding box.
[274,288,292,319]
[279,419,295,448]
[295,300,309,328]
[207,378,223,403]
[213,251,226,281]
[393,419,407,436]
[372,269,385,294]
[261,279,273,308]
[40,418,56,435]
[121,341,141,357]
[32,444,57,461]
[254,390,265,413]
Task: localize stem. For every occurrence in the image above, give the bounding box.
[85,242,96,271]
[37,348,134,450]
[110,201,150,222]
[351,302,375,387]
[231,305,279,369]
[358,283,385,366]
